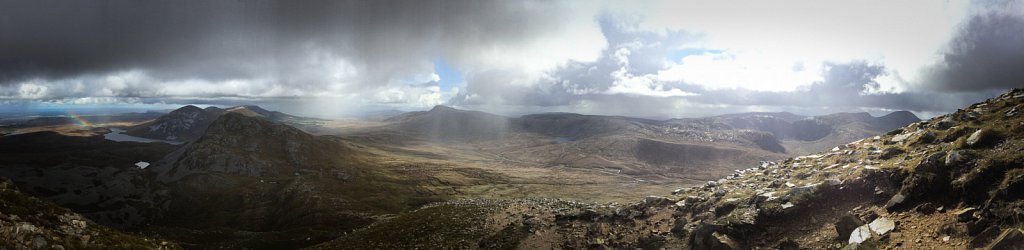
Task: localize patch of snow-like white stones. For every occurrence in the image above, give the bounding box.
[849,217,896,244]
[849,225,872,244]
[868,217,895,235]
[135,161,150,169]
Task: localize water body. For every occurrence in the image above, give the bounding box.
[104,128,183,145]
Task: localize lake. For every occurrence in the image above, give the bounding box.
[104,128,183,145]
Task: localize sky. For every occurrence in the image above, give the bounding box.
[1,0,1022,119]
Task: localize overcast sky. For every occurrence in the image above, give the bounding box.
[1,0,1021,118]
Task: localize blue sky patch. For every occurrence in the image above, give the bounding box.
[434,58,464,93]
[668,48,724,63]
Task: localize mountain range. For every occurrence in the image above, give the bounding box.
[17,90,1024,249]
[125,105,321,142]
[352,105,920,181]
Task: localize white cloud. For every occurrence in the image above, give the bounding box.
[607,0,970,92]
[607,67,695,97]
[657,50,824,92]
[16,82,49,99]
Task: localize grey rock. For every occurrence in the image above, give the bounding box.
[709,232,742,250]
[966,129,985,146]
[884,193,906,211]
[689,223,724,249]
[714,189,728,197]
[891,131,916,143]
[32,236,47,249]
[934,117,956,130]
[835,214,865,240]
[868,217,896,235]
[788,183,820,197]
[917,131,937,143]
[849,224,872,244]
[879,147,905,160]
[643,196,672,206]
[945,150,964,166]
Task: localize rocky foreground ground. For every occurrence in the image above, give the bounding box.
[0,178,174,249]
[312,89,1024,249]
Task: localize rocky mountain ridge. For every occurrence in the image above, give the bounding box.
[125,105,226,142]
[125,105,320,142]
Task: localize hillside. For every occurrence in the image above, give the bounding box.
[381,105,511,142]
[143,113,445,248]
[0,131,178,229]
[361,106,917,181]
[314,88,1024,249]
[0,177,174,249]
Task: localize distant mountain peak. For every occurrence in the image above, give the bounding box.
[429,105,459,112]
[880,110,919,120]
[152,111,349,182]
[126,104,309,142]
[174,105,203,113]
[204,112,282,136]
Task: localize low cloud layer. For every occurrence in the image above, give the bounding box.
[0,0,1021,118]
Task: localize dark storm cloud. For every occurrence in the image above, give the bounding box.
[1,0,1016,118]
[0,1,276,82]
[0,0,572,88]
[689,61,998,112]
[922,4,1024,92]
